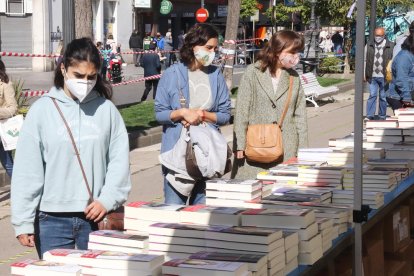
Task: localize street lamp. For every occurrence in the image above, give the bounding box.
[304,0,319,73]
[309,0,317,30]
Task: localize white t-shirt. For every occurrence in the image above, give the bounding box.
[188,68,213,110]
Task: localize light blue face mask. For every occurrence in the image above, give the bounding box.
[375,36,385,44]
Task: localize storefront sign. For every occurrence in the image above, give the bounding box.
[217,5,228,17]
[195,8,209,23]
[134,0,151,8]
[182,12,194,18]
[160,0,172,15]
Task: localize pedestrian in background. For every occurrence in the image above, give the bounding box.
[0,60,17,177]
[364,27,394,120]
[331,31,344,54]
[155,23,231,205]
[143,32,153,51]
[386,28,414,110]
[11,37,131,258]
[154,32,165,51]
[176,30,185,61]
[140,41,161,102]
[129,29,143,67]
[164,30,174,68]
[393,21,414,58]
[232,30,308,179]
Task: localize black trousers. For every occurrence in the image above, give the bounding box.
[386,97,403,113]
[141,79,159,101]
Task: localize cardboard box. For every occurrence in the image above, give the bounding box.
[384,206,411,253]
[385,259,410,276]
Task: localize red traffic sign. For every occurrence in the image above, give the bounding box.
[195,8,209,23]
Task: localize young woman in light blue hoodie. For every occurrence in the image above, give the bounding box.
[11,38,131,258]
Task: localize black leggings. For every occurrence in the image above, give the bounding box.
[386,97,403,114]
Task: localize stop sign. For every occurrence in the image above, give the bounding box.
[195,8,209,23]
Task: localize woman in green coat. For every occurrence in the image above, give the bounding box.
[232,30,308,179]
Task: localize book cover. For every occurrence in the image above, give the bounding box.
[89,230,148,248]
[162,258,248,272]
[11,259,81,275]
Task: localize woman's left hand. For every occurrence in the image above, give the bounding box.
[85,201,107,222]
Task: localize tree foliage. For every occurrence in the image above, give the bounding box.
[240,0,259,19]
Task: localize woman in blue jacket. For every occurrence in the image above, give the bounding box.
[11,38,131,258]
[386,33,414,111]
[155,23,231,205]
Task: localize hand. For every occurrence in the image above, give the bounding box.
[85,201,107,223]
[235,150,245,159]
[17,234,35,247]
[182,109,202,125]
[181,120,190,128]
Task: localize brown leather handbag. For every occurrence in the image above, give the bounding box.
[52,98,124,231]
[244,76,293,163]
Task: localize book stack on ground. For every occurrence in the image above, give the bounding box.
[342,169,399,193]
[281,231,299,275]
[296,165,344,189]
[316,218,334,253]
[11,259,82,276]
[161,258,250,276]
[332,190,384,209]
[205,179,262,207]
[87,230,148,254]
[124,202,185,234]
[189,251,267,276]
[42,249,164,276]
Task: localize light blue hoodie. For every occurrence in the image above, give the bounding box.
[11,87,131,236]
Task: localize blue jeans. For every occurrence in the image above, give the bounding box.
[0,142,13,177]
[163,178,206,205]
[34,211,97,258]
[366,77,387,119]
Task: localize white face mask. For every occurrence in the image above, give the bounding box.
[194,49,215,66]
[279,53,300,69]
[64,71,97,102]
[375,36,385,44]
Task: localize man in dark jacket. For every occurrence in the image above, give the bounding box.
[129,29,142,67]
[364,27,395,120]
[140,41,161,102]
[331,31,343,53]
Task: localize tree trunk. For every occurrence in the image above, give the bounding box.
[74,0,93,39]
[223,0,241,90]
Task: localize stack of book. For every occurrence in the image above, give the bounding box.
[281,231,299,275]
[87,230,148,254]
[366,119,398,129]
[342,169,399,193]
[269,186,333,204]
[205,179,262,207]
[260,180,274,198]
[316,218,334,253]
[332,190,384,209]
[179,205,245,226]
[124,202,185,234]
[296,165,344,189]
[161,259,250,276]
[367,158,414,173]
[189,251,267,276]
[42,249,164,276]
[256,171,298,184]
[396,110,414,128]
[11,259,82,276]
[385,146,414,159]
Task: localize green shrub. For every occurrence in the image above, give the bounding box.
[319,57,343,73]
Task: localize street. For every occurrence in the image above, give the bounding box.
[0,81,383,274]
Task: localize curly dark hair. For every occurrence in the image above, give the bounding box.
[0,60,9,84]
[54,37,112,99]
[179,23,218,69]
[257,30,304,75]
[402,34,414,55]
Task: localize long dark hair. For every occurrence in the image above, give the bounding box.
[0,60,9,84]
[54,37,112,99]
[180,23,218,70]
[257,30,304,75]
[402,33,414,55]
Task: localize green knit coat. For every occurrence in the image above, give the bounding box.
[231,62,308,179]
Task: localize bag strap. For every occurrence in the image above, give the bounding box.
[175,66,186,108]
[279,76,294,128]
[51,98,94,203]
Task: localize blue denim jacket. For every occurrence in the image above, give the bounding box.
[155,62,231,154]
[387,50,414,101]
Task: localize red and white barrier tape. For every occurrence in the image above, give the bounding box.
[23,74,162,97]
[119,50,179,55]
[0,52,61,58]
[224,38,261,44]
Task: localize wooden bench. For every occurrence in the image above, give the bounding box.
[300,72,339,107]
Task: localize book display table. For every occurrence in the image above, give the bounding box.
[291,174,414,276]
